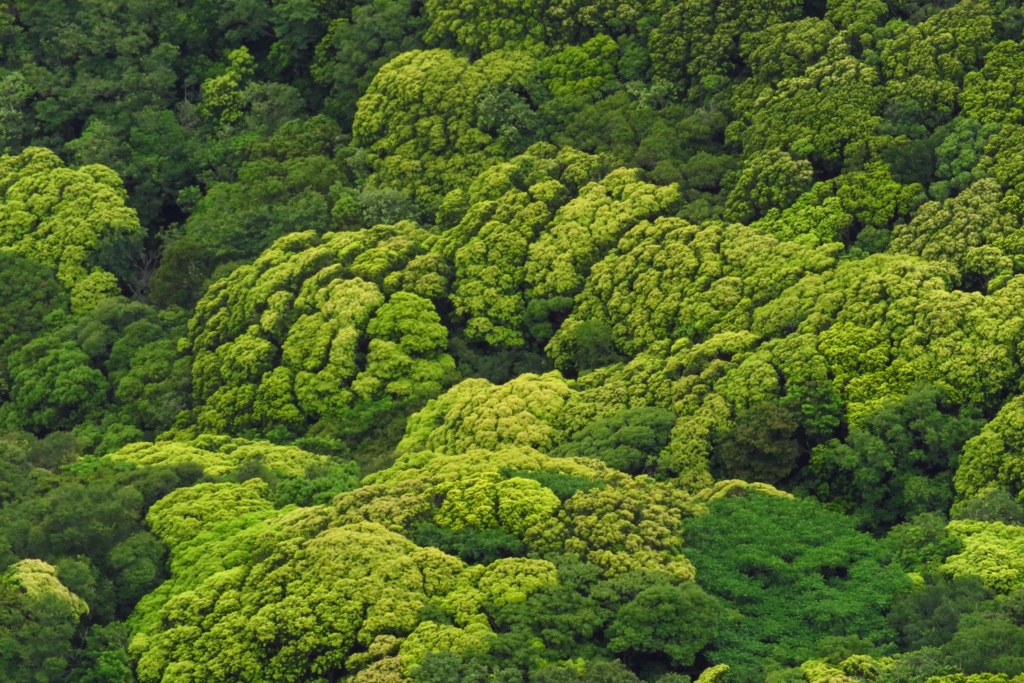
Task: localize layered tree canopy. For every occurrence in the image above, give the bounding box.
[10,0,1024,680]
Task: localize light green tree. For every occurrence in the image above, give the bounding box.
[0,559,89,683]
[352,49,540,208]
[0,147,141,310]
[179,224,454,439]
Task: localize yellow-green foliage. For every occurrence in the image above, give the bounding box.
[398,619,493,672]
[130,481,297,638]
[198,47,256,127]
[374,142,680,348]
[740,18,837,87]
[551,236,1024,487]
[133,518,467,683]
[2,559,88,620]
[397,371,574,454]
[693,479,794,504]
[524,167,680,300]
[733,39,888,167]
[549,218,840,361]
[424,0,656,54]
[67,269,121,315]
[695,664,732,683]
[390,143,590,302]
[881,0,994,122]
[447,155,566,346]
[180,224,454,436]
[890,178,1023,291]
[130,437,710,680]
[955,395,1024,500]
[0,558,91,677]
[108,435,329,478]
[349,446,697,580]
[942,519,1024,592]
[432,475,562,536]
[926,675,1024,683]
[392,144,677,347]
[353,49,539,206]
[145,478,278,549]
[801,655,896,683]
[0,147,142,307]
[449,151,672,346]
[649,0,805,95]
[961,40,1024,125]
[752,162,922,243]
[352,291,456,400]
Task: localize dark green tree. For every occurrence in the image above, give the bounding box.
[807,386,986,530]
[685,492,911,681]
[553,407,676,474]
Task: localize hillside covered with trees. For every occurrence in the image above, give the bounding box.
[6,0,1024,680]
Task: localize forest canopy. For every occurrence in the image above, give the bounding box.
[8,0,1024,681]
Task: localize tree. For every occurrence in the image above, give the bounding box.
[396,372,573,455]
[151,115,357,303]
[0,454,201,621]
[524,168,679,302]
[312,0,428,128]
[806,386,985,530]
[106,434,348,482]
[890,178,1021,292]
[2,337,108,434]
[0,559,88,683]
[130,431,705,679]
[350,443,696,582]
[739,18,836,87]
[954,487,1024,526]
[0,431,80,507]
[422,0,656,55]
[0,148,142,309]
[716,401,800,485]
[533,659,644,683]
[955,396,1024,502]
[930,117,1002,199]
[887,513,965,572]
[353,291,457,401]
[647,0,804,97]
[179,224,450,443]
[449,150,570,347]
[0,251,67,362]
[942,520,1024,593]
[352,49,540,208]
[552,407,676,474]
[961,40,1024,125]
[724,148,814,223]
[887,573,990,651]
[734,40,887,174]
[752,162,922,244]
[685,492,911,681]
[606,581,721,666]
[391,143,633,348]
[549,217,839,361]
[0,296,190,449]
[880,0,995,127]
[66,622,135,683]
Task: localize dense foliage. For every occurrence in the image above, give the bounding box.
[8,0,1024,680]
